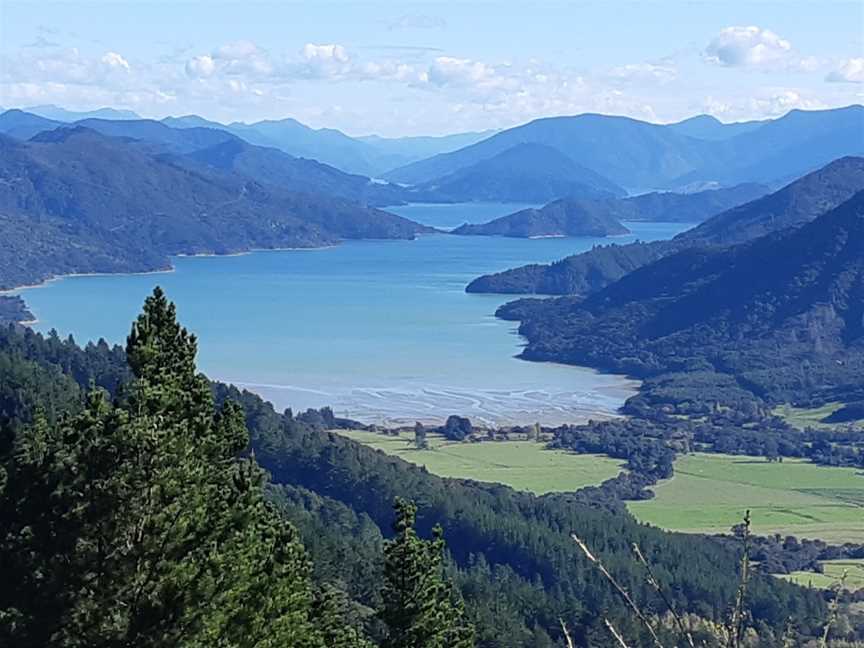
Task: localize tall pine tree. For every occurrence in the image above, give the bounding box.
[0,287,325,647]
[380,498,475,648]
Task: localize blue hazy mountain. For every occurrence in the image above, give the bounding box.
[0,109,63,139]
[412,143,625,203]
[666,114,767,140]
[24,104,142,121]
[0,111,412,206]
[164,114,494,175]
[386,105,864,192]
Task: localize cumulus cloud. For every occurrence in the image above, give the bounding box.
[705,26,792,67]
[101,51,130,71]
[185,55,216,78]
[302,43,349,64]
[826,58,864,83]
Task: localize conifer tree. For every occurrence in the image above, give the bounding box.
[0,287,324,647]
[380,498,475,648]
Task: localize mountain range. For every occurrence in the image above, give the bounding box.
[467,156,864,294]
[0,110,413,207]
[411,142,625,203]
[0,127,430,291]
[385,105,864,193]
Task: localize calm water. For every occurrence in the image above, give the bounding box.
[16,203,692,425]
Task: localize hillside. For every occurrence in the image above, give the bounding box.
[499,191,864,403]
[666,114,767,140]
[386,105,864,191]
[1,111,414,207]
[0,321,828,645]
[411,143,625,203]
[452,198,630,238]
[0,128,430,292]
[467,156,864,295]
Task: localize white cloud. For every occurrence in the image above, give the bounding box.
[302,43,349,64]
[705,26,792,68]
[826,58,864,83]
[427,56,498,87]
[101,51,130,71]
[185,55,216,78]
[609,62,677,84]
[749,88,826,116]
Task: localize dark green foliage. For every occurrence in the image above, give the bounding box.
[500,191,864,405]
[0,295,833,645]
[380,499,475,648]
[0,288,324,647]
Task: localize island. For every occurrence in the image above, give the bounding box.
[451,197,631,238]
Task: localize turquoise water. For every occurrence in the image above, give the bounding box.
[16,203,692,425]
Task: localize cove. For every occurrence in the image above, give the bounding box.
[15,203,692,426]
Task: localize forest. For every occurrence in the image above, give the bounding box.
[0,290,847,646]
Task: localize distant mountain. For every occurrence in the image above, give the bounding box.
[497,190,864,403]
[452,198,630,238]
[386,105,864,192]
[178,137,409,207]
[411,143,625,203]
[23,104,142,121]
[357,130,495,170]
[0,109,62,139]
[618,183,770,222]
[677,156,864,245]
[466,156,864,295]
[0,128,430,291]
[665,114,766,140]
[1,111,413,207]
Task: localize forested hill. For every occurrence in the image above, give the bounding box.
[499,190,864,404]
[452,198,630,238]
[0,320,827,646]
[0,128,431,293]
[467,156,864,296]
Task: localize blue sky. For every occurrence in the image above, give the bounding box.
[1,1,862,136]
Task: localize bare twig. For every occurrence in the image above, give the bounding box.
[559,618,575,648]
[820,569,849,647]
[726,510,752,648]
[633,543,697,648]
[604,618,632,648]
[572,533,666,648]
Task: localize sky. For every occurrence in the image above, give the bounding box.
[0,1,862,137]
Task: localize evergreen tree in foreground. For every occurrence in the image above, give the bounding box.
[380,498,475,648]
[0,287,324,647]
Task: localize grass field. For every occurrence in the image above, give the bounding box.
[779,559,864,591]
[628,453,864,543]
[774,402,847,429]
[335,430,625,495]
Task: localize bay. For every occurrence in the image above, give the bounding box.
[16,203,693,426]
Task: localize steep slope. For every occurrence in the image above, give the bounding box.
[620,183,770,222]
[452,198,630,238]
[74,117,237,153]
[357,129,495,170]
[0,128,430,291]
[499,191,864,402]
[678,156,864,245]
[386,105,864,191]
[467,156,864,295]
[412,143,625,203]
